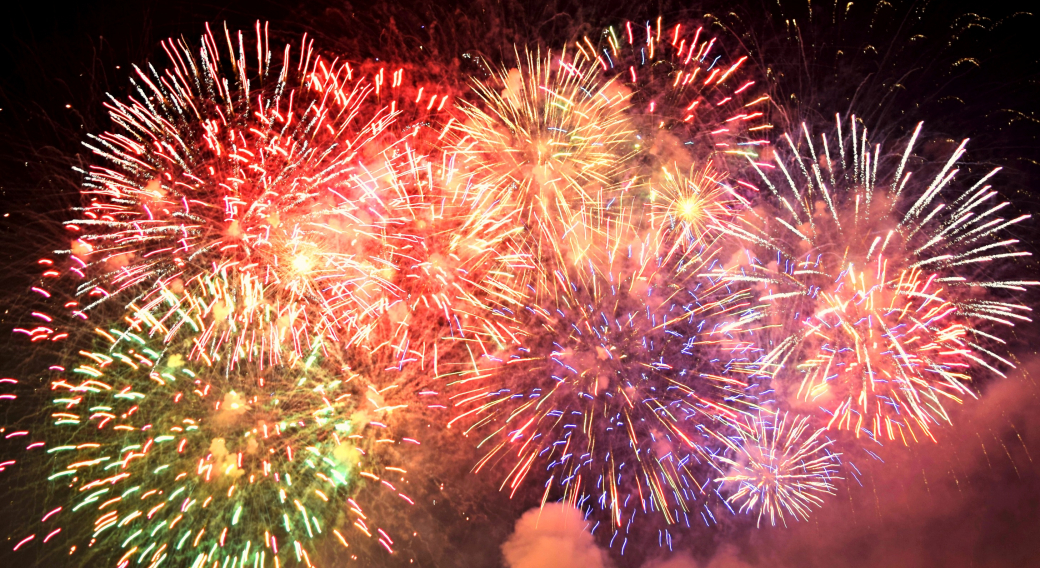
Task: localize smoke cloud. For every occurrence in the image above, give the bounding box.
[744,366,1040,568]
[501,505,757,568]
[502,503,612,568]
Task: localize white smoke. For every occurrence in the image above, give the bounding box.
[502,504,612,568]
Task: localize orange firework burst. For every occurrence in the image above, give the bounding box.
[447,47,636,288]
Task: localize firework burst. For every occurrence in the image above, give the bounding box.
[70,25,450,358]
[715,115,1035,443]
[711,411,840,527]
[3,6,1037,563]
[447,47,636,286]
[6,266,417,566]
[647,162,743,259]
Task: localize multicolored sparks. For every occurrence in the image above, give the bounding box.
[446,238,762,541]
[10,270,414,567]
[2,13,1034,565]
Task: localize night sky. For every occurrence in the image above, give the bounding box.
[0,1,1038,566]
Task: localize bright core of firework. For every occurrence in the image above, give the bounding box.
[649,163,744,258]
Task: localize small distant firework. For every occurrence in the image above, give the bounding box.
[446,237,762,541]
[6,270,415,566]
[716,115,1035,442]
[71,24,449,355]
[449,47,635,284]
[711,411,839,527]
[647,162,743,259]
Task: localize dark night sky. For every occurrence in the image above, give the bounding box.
[0,1,1038,566]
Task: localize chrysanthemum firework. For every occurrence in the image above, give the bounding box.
[711,411,840,527]
[5,267,418,566]
[445,233,762,541]
[70,25,450,357]
[447,47,636,287]
[715,115,1035,443]
[647,162,744,259]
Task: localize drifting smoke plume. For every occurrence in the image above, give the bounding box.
[502,504,612,568]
